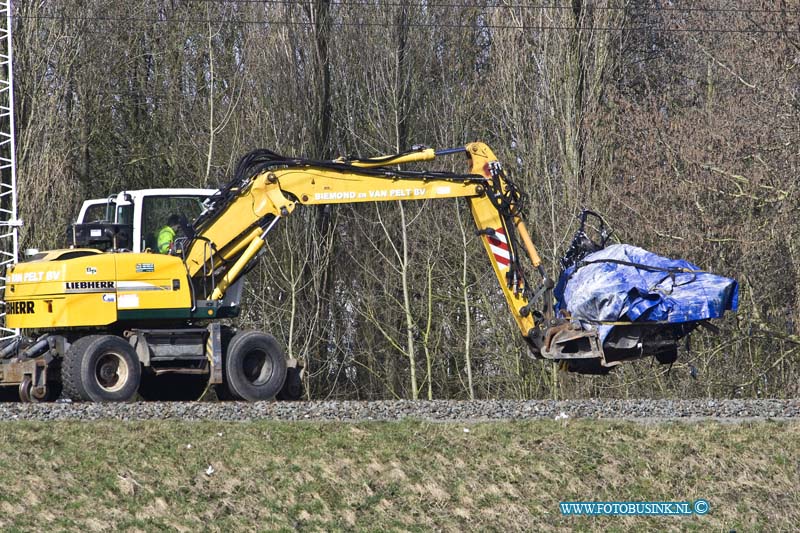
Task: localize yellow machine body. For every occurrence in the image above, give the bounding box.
[5,249,192,329]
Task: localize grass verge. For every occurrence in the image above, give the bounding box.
[0,419,795,531]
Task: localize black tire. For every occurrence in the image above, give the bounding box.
[62,335,100,400]
[138,371,209,401]
[62,335,141,402]
[224,331,287,402]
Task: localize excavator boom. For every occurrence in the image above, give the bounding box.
[175,141,606,367]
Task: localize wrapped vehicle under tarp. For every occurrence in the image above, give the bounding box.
[552,213,738,374]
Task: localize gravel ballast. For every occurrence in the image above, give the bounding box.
[0,399,798,421]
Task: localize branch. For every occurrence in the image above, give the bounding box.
[690,35,757,90]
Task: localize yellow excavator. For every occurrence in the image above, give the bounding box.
[1,142,677,402]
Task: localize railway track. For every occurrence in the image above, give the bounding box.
[0,399,797,422]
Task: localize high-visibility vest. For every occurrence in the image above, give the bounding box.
[157,225,176,254]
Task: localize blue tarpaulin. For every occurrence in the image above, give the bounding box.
[554,244,739,343]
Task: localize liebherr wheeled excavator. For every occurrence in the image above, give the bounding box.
[0,142,701,402]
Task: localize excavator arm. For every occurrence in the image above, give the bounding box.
[0,143,735,402]
[181,142,605,366]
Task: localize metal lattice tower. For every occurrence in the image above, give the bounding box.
[0,0,19,340]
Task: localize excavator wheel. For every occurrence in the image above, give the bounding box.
[63,335,141,402]
[223,331,287,402]
[18,377,32,402]
[18,377,62,403]
[138,371,209,401]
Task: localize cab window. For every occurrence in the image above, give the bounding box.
[116,204,134,225]
[82,202,115,222]
[142,196,207,251]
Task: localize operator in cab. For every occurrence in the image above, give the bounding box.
[157,214,182,254]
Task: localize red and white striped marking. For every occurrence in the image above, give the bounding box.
[486,228,510,268]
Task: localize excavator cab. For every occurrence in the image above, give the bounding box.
[66,189,217,253]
